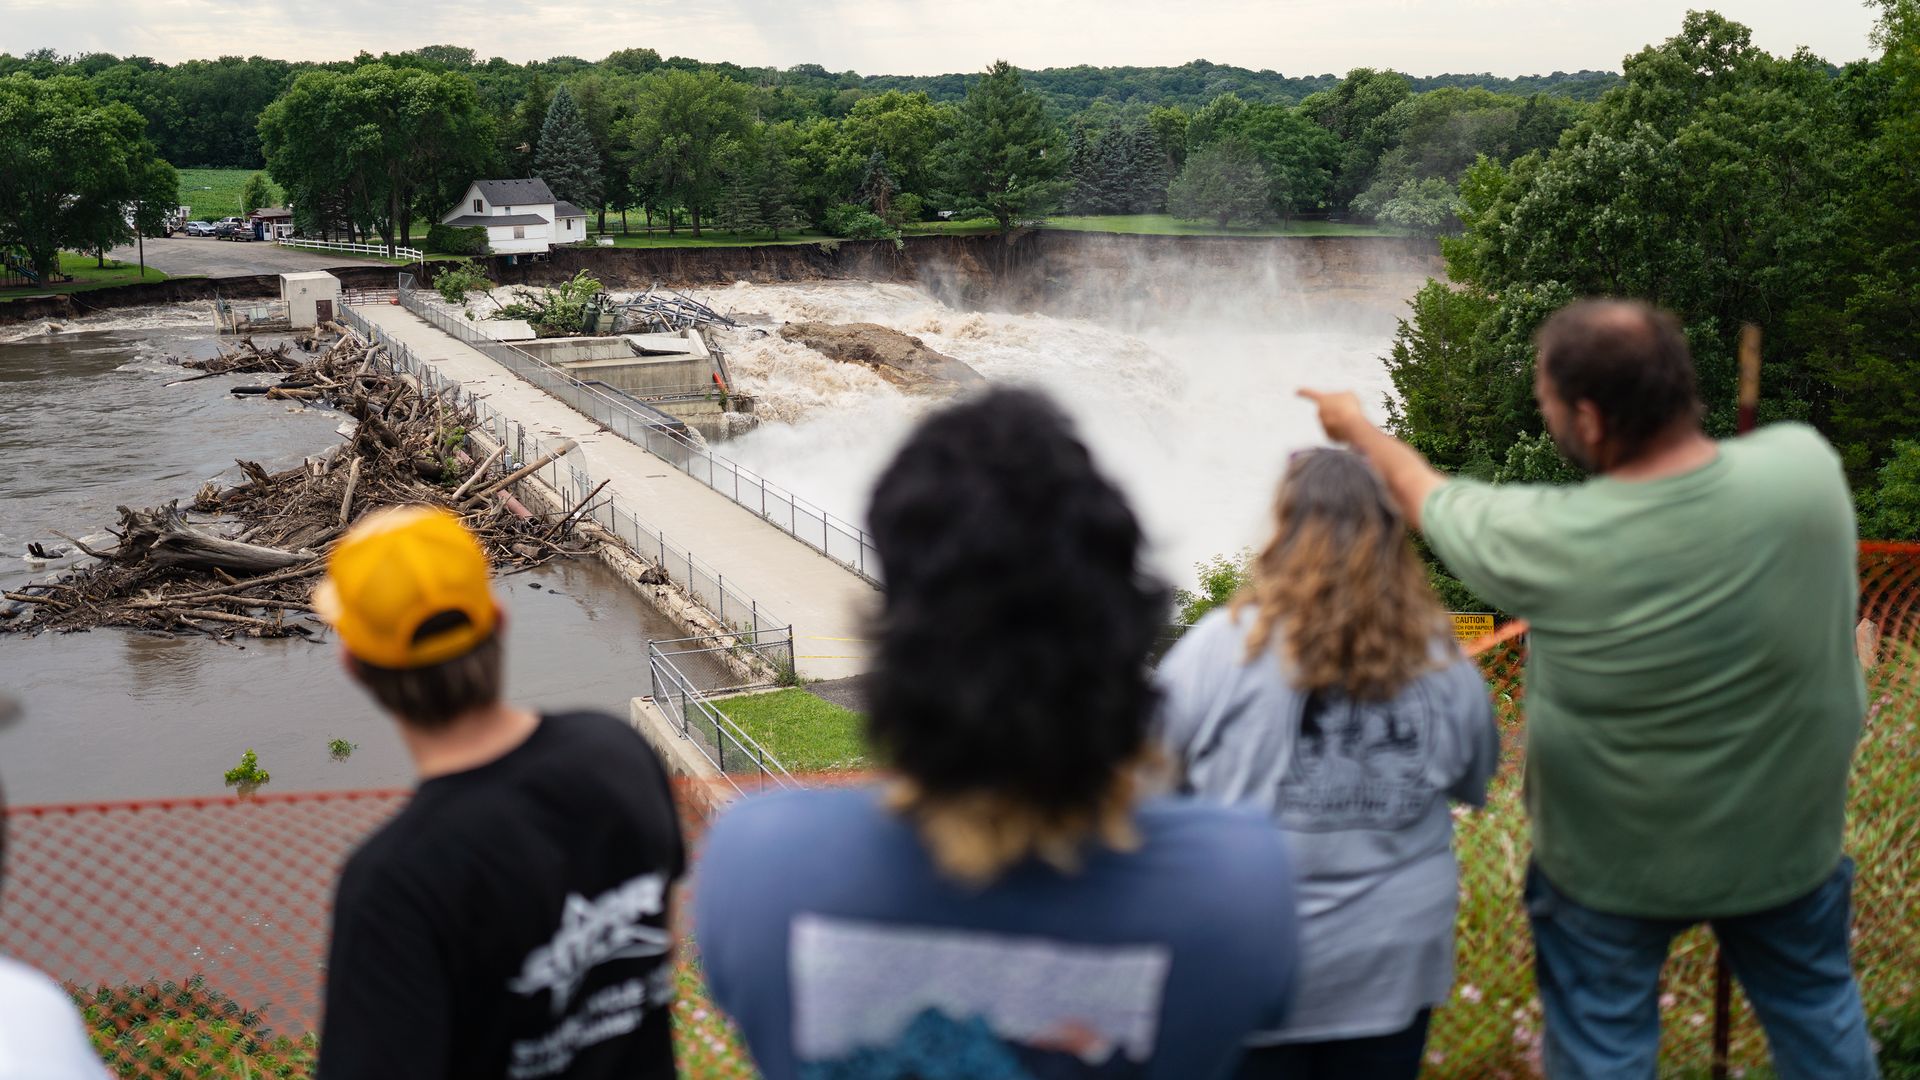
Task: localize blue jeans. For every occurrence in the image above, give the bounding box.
[1525,859,1878,1079]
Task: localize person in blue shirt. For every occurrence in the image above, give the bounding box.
[695,387,1301,1080]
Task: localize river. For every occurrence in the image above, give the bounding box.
[0,309,704,806]
[710,276,1408,586]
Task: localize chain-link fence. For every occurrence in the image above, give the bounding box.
[2,543,1914,1078]
[339,303,787,642]
[392,274,882,585]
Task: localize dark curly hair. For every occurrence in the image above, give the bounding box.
[865,387,1168,880]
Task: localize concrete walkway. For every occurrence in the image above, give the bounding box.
[354,304,879,680]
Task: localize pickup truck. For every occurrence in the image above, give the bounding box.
[214,221,255,241]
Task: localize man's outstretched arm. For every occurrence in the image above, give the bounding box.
[1298,389,1447,531]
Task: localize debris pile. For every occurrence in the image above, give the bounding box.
[2,328,587,640]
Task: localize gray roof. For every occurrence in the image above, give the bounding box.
[554,200,587,218]
[473,178,555,205]
[444,213,549,227]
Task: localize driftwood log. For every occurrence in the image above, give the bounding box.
[3,328,589,639]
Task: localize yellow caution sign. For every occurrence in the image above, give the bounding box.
[1450,613,1497,642]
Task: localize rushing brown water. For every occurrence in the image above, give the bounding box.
[0,310,710,805]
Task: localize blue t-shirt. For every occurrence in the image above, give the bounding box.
[695,788,1299,1080]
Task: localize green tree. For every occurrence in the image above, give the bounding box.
[1860,441,1920,541]
[714,173,768,235]
[1173,550,1253,624]
[1299,67,1414,207]
[839,90,955,198]
[1388,8,1917,516]
[533,83,602,210]
[945,60,1069,231]
[131,156,180,238]
[0,74,153,280]
[240,170,274,215]
[259,64,493,253]
[616,69,754,237]
[1231,103,1341,219]
[1165,139,1272,227]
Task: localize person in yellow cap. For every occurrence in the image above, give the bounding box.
[313,506,685,1080]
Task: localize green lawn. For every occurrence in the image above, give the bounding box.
[0,252,171,301]
[713,688,868,774]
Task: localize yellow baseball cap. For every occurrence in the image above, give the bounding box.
[312,506,499,669]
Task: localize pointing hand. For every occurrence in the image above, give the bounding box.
[1297,389,1373,445]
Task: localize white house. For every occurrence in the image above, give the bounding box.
[439,178,589,255]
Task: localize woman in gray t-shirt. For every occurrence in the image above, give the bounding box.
[1157,448,1500,1079]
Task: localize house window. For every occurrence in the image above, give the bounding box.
[472,198,482,213]
[513,226,525,239]
[568,220,574,231]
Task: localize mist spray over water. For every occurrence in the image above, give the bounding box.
[710,240,1433,587]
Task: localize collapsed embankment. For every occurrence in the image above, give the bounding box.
[0,265,405,326]
[0,232,1440,326]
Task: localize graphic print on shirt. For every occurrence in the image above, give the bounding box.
[505,872,674,1079]
[1277,688,1438,832]
[790,914,1171,1079]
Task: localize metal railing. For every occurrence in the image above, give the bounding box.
[280,237,423,261]
[647,632,800,794]
[339,303,787,639]
[395,273,882,584]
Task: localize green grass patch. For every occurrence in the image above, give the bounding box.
[0,251,171,301]
[175,167,273,221]
[713,688,868,774]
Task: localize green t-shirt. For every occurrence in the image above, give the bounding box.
[1423,423,1866,918]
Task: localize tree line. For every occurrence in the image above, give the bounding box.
[0,47,1619,171]
[1385,3,1920,566]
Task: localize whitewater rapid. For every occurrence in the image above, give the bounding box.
[707,280,1400,587]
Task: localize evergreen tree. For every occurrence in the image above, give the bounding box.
[859,150,895,221]
[534,84,602,210]
[1165,139,1272,226]
[714,172,767,236]
[758,158,805,239]
[947,60,1069,231]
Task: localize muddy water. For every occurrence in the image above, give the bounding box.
[0,311,704,806]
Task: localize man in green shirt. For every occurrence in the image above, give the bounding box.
[1301,299,1875,1079]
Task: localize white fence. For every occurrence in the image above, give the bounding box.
[277,237,422,261]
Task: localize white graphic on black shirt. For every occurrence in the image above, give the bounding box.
[509,872,671,1017]
[1277,689,1438,831]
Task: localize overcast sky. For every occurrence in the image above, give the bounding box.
[0,0,1884,75]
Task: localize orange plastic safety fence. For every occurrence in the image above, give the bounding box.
[2,544,1916,1079]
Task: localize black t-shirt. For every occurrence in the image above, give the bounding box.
[318,711,684,1080]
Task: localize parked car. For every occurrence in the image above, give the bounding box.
[215,222,254,241]
[184,221,216,237]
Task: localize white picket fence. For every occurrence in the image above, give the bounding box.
[276,237,422,261]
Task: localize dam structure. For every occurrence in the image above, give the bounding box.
[347,287,880,683]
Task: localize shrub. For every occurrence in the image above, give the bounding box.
[75,977,316,1079]
[432,259,494,306]
[222,748,270,789]
[820,203,898,240]
[425,223,489,257]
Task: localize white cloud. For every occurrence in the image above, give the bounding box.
[0,0,1880,74]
